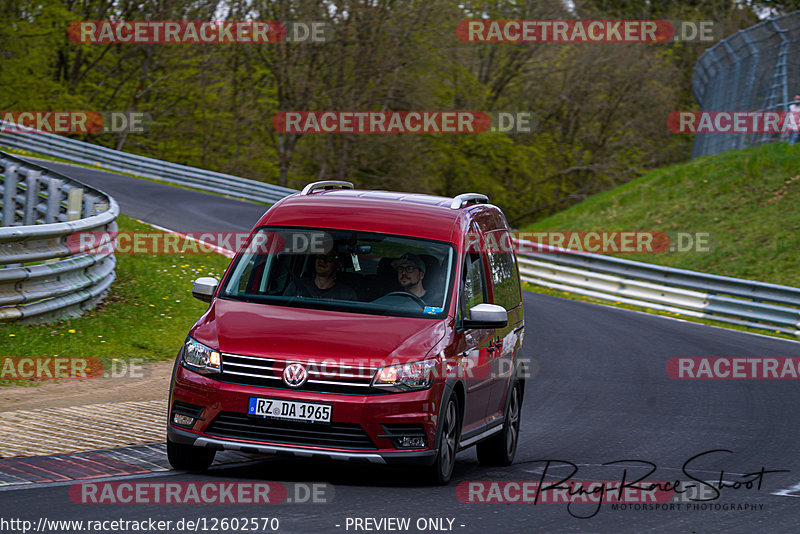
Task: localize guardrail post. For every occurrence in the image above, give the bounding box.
[23,170,40,226]
[46,178,62,223]
[3,164,18,226]
[83,193,94,218]
[67,188,83,221]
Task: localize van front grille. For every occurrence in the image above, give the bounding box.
[218,353,386,395]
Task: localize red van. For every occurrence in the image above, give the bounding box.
[167,181,526,484]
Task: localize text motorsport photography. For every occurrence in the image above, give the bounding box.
[457,450,783,519]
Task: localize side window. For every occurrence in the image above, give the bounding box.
[462,252,487,314]
[486,231,522,311]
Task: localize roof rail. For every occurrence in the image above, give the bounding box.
[450,193,488,210]
[300,180,354,195]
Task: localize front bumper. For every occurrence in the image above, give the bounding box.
[167,426,437,466]
[169,364,443,466]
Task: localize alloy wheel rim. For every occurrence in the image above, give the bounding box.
[505,386,520,457]
[441,400,457,476]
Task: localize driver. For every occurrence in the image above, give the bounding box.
[284,253,357,300]
[392,253,441,305]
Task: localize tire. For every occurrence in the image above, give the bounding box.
[167,437,216,471]
[423,390,462,485]
[476,379,521,467]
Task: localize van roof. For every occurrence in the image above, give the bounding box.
[257,189,496,242]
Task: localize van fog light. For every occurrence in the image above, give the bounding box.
[172,413,195,427]
[398,436,426,448]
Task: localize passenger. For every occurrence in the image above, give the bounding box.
[392,253,442,305]
[284,253,357,300]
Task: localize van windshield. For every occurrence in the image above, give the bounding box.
[219,227,454,318]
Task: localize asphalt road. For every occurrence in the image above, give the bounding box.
[23,158,268,233]
[3,159,800,533]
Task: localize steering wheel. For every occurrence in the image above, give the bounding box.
[286,269,313,297]
[383,291,427,308]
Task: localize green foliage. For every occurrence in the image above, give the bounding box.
[0,0,767,225]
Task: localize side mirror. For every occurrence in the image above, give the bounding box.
[462,303,508,329]
[192,277,219,303]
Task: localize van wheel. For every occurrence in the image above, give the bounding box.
[476,380,521,466]
[423,392,461,485]
[167,437,216,471]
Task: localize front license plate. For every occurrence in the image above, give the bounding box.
[248,397,332,423]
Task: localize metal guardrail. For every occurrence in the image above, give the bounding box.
[0,121,296,204]
[514,240,800,336]
[0,151,119,323]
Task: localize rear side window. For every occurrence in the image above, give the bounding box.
[462,252,487,310]
[486,231,522,311]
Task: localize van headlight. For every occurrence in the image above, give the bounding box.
[372,358,437,391]
[181,338,221,374]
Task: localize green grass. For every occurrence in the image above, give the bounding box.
[521,142,800,286]
[519,142,800,339]
[0,215,234,384]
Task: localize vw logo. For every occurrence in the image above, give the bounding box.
[283,362,308,388]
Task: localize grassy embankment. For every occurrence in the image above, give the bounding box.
[519,142,800,338]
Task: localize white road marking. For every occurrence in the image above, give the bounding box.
[772,481,800,497]
[140,220,236,257]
